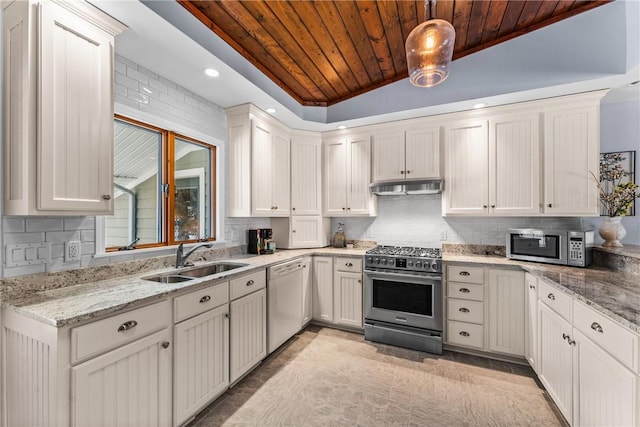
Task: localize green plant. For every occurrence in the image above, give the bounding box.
[591,152,640,217]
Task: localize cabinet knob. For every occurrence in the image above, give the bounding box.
[246,279,255,286]
[225,312,230,319]
[562,333,570,341]
[406,170,412,174]
[342,207,346,210]
[529,284,536,289]
[547,293,555,301]
[347,207,351,210]
[482,205,488,208]
[357,279,361,283]
[199,295,211,304]
[117,320,138,332]
[102,194,112,200]
[292,207,296,211]
[459,307,470,313]
[459,271,470,276]
[547,203,553,208]
[459,288,470,293]
[400,170,405,174]
[459,331,470,337]
[346,262,353,267]
[292,230,296,233]
[590,322,603,333]
[491,204,495,208]
[161,341,170,349]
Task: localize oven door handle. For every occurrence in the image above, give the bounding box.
[364,270,442,282]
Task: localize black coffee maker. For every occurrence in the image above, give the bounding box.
[248,228,273,254]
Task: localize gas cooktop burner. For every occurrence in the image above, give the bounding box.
[366,245,442,259]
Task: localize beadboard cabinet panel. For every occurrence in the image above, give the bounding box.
[230,289,267,384]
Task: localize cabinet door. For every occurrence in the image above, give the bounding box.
[227,116,252,217]
[524,273,538,372]
[270,129,290,216]
[72,329,172,427]
[323,138,348,216]
[291,136,321,215]
[544,105,599,216]
[406,126,440,179]
[537,302,573,424]
[333,271,363,328]
[489,114,540,215]
[251,119,274,216]
[301,258,313,325]
[312,256,334,322]
[39,2,114,213]
[230,289,267,384]
[488,269,525,356]
[346,135,372,216]
[573,329,638,427]
[443,121,489,215]
[174,304,229,427]
[291,216,324,247]
[372,131,405,182]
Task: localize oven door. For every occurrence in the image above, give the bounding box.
[364,269,443,332]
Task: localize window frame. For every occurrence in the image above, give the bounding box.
[105,114,217,252]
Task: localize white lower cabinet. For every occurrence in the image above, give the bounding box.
[312,256,334,322]
[230,288,267,384]
[174,304,229,426]
[73,328,172,427]
[301,257,313,325]
[487,269,525,356]
[524,273,538,372]
[271,216,330,249]
[333,271,363,328]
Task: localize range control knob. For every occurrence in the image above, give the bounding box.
[415,261,422,269]
[388,259,395,266]
[366,256,372,264]
[407,260,414,267]
[374,258,380,265]
[430,262,438,271]
[381,258,388,265]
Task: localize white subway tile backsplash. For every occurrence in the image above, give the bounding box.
[26,218,64,232]
[3,218,25,233]
[80,230,95,242]
[126,67,149,85]
[115,71,138,91]
[64,217,95,230]
[4,232,45,244]
[45,231,81,243]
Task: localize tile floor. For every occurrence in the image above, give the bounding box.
[189,325,564,427]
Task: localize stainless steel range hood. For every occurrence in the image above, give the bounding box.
[369,179,443,195]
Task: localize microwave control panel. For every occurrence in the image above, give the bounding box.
[569,237,584,261]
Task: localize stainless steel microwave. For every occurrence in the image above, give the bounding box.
[506,229,594,267]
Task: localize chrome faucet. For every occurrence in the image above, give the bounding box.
[176,242,213,268]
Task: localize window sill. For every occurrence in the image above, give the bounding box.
[93,240,229,260]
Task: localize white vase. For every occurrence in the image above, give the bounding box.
[599,216,626,247]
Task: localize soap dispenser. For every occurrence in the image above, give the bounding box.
[332,223,346,248]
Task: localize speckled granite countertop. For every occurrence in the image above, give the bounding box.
[445,254,640,334]
[1,247,367,328]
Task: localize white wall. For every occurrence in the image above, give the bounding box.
[1,55,268,279]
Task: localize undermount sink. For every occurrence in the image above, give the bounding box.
[143,262,249,284]
[145,275,194,284]
[178,262,248,278]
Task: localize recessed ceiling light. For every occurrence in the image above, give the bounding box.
[266,108,276,114]
[204,68,220,78]
[473,103,486,109]
[338,125,347,130]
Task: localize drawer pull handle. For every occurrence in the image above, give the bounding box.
[591,322,603,333]
[117,320,138,332]
[346,262,353,267]
[547,293,555,301]
[459,307,470,313]
[199,295,211,304]
[161,341,170,349]
[459,331,470,337]
[459,271,470,276]
[246,280,255,286]
[459,288,470,293]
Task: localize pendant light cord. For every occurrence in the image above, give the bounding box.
[425,0,435,22]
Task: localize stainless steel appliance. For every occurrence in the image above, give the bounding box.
[506,228,594,267]
[364,246,443,355]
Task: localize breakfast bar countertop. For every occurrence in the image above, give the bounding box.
[444,253,640,334]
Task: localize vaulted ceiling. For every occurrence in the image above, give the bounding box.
[178,0,611,107]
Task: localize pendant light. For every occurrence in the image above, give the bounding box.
[405,0,455,88]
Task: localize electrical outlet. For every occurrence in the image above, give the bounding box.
[440,229,447,241]
[66,241,81,262]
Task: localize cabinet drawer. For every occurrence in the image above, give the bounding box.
[447,320,484,349]
[334,257,362,273]
[174,281,229,323]
[71,300,170,364]
[230,269,266,300]
[537,279,572,321]
[447,265,484,284]
[573,300,639,373]
[447,282,484,301]
[447,299,484,324]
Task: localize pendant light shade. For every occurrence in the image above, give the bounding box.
[406,0,455,88]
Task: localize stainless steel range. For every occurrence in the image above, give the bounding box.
[364,245,443,355]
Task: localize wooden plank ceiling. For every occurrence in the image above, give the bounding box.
[178,0,611,107]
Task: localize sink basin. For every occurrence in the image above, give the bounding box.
[178,262,248,278]
[145,275,194,284]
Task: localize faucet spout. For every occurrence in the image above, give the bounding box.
[176,242,214,268]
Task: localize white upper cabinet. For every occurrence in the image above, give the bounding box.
[323,133,376,217]
[543,93,604,216]
[372,123,440,182]
[3,0,125,216]
[442,120,489,216]
[226,104,291,217]
[291,131,322,215]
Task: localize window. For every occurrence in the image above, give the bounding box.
[106,115,216,251]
